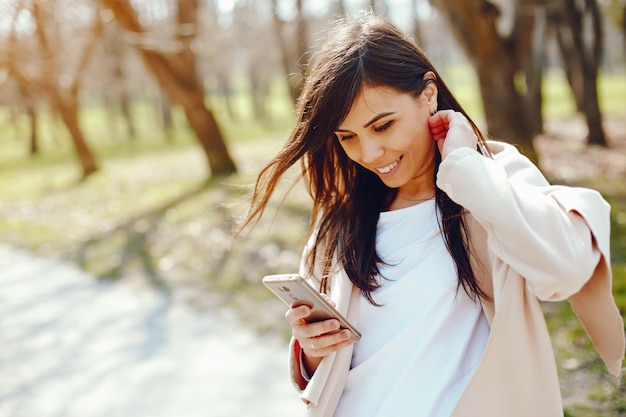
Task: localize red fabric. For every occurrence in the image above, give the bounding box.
[293,339,308,390]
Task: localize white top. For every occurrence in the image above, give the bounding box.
[333,199,490,417]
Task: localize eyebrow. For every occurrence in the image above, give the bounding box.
[335,111,395,132]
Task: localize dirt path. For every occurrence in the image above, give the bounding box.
[0,245,306,417]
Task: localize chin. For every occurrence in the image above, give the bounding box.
[379,177,404,189]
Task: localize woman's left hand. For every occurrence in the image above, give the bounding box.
[428,110,478,159]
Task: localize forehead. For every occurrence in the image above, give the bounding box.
[340,85,416,128]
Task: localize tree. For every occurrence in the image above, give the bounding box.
[1,68,40,155]
[16,83,39,154]
[100,0,237,176]
[519,3,549,137]
[271,0,309,105]
[101,16,137,140]
[431,0,542,164]
[333,0,347,15]
[550,0,608,146]
[411,0,426,48]
[2,0,102,178]
[231,0,279,123]
[370,0,389,15]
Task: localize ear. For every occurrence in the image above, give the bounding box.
[421,71,438,114]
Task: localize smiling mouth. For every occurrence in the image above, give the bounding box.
[376,156,402,174]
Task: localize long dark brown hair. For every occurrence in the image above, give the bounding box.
[239,12,489,304]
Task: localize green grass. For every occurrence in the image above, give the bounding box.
[608,195,626,313]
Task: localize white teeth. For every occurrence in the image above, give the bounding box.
[376,158,400,174]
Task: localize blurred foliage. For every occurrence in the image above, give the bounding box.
[603,0,626,30]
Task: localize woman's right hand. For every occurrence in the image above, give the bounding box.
[285,297,355,375]
[428,110,478,160]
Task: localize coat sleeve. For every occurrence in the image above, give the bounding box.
[289,230,359,409]
[437,142,607,302]
[287,230,323,393]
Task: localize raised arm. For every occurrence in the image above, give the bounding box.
[438,140,607,301]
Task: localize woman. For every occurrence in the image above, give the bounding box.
[239,12,624,417]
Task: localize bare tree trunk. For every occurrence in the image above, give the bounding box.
[521,3,548,136]
[119,90,136,139]
[101,0,237,175]
[216,71,238,122]
[411,0,425,48]
[29,2,101,178]
[160,93,174,140]
[271,0,308,105]
[552,3,584,109]
[433,0,539,164]
[27,105,38,155]
[583,0,606,146]
[249,67,269,122]
[551,0,607,146]
[182,89,235,174]
[104,18,137,141]
[103,93,118,137]
[370,0,389,14]
[9,106,21,142]
[332,0,346,15]
[295,0,308,74]
[15,83,40,155]
[475,58,535,159]
[54,95,98,177]
[112,57,137,140]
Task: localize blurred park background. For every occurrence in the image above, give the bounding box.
[0,0,625,416]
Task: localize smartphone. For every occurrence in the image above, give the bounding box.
[262,274,361,342]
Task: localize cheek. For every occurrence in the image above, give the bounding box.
[409,124,434,147]
[401,128,435,159]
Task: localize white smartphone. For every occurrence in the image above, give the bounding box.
[262,273,361,342]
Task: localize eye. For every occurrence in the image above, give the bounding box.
[374,120,393,133]
[336,133,355,142]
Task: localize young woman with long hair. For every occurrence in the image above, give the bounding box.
[238,12,624,417]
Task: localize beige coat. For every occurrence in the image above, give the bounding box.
[290,142,625,417]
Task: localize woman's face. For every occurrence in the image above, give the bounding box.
[335,83,438,203]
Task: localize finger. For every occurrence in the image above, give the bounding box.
[446,112,477,142]
[428,111,451,141]
[293,318,341,340]
[285,305,311,325]
[305,329,355,358]
[438,112,478,158]
[428,114,448,133]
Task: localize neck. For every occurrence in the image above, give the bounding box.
[388,186,436,211]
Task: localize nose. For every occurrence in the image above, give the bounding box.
[360,136,385,164]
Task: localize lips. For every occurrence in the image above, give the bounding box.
[376,156,401,174]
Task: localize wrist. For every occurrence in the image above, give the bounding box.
[300,345,323,379]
